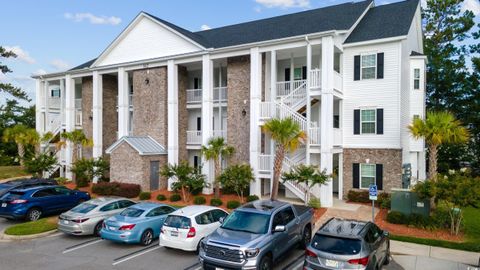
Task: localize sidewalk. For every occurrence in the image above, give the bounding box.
[391,240,480,266]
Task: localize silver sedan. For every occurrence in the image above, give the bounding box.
[58,197,137,236]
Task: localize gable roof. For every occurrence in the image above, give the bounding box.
[106,136,167,155]
[70,58,97,71]
[345,0,419,44]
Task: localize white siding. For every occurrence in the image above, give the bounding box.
[96,16,202,67]
[342,41,402,148]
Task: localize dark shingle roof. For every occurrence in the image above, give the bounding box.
[345,0,419,44]
[410,50,424,56]
[69,58,97,71]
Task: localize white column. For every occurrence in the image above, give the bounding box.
[269,50,277,194]
[338,152,344,200]
[60,79,66,128]
[92,71,103,183]
[167,60,179,191]
[320,36,335,207]
[117,67,129,139]
[250,47,262,196]
[44,81,49,132]
[35,79,43,134]
[64,75,75,180]
[290,53,294,91]
[202,54,214,194]
[306,42,312,165]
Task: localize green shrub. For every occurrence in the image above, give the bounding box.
[430,206,450,229]
[408,213,430,228]
[24,153,57,178]
[156,194,167,201]
[210,198,223,206]
[55,177,69,185]
[227,200,241,209]
[246,195,259,202]
[193,196,206,205]
[169,194,181,202]
[76,178,89,188]
[378,193,391,209]
[139,192,151,200]
[386,211,408,224]
[308,197,321,209]
[347,190,370,203]
[91,182,140,198]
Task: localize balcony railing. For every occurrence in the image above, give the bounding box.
[309,127,321,146]
[334,71,343,93]
[213,87,227,102]
[212,130,227,139]
[309,69,322,89]
[333,128,342,146]
[258,154,273,173]
[187,130,202,145]
[187,89,202,104]
[74,98,82,109]
[75,110,82,126]
[276,80,306,97]
[48,97,61,109]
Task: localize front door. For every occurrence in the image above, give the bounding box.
[150,161,160,191]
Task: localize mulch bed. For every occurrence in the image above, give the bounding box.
[375,209,464,242]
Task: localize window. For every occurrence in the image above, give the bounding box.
[51,89,61,98]
[196,117,201,131]
[211,209,228,222]
[194,77,202,89]
[360,164,376,189]
[193,156,199,168]
[294,68,302,80]
[195,211,214,225]
[361,54,376,79]
[333,115,340,128]
[146,206,174,217]
[54,187,71,195]
[361,109,376,134]
[164,216,191,229]
[118,200,136,209]
[414,68,420,90]
[100,202,120,212]
[271,207,296,230]
[33,188,55,198]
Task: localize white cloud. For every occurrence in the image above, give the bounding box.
[255,0,309,8]
[254,6,262,12]
[64,12,122,25]
[4,46,35,64]
[50,59,71,71]
[200,24,211,31]
[462,0,480,15]
[32,69,47,76]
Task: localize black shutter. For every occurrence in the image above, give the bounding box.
[354,55,361,81]
[376,108,384,134]
[377,53,384,79]
[353,163,360,189]
[285,68,290,81]
[376,164,383,190]
[197,117,201,131]
[354,109,360,135]
[302,66,307,80]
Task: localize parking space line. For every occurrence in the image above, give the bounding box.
[281,254,305,270]
[113,241,159,262]
[184,262,202,270]
[62,239,103,254]
[112,245,161,266]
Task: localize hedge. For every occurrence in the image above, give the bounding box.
[193,196,206,205]
[227,200,241,209]
[139,192,151,200]
[210,198,223,206]
[92,182,141,198]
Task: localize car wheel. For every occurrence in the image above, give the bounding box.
[299,225,312,249]
[140,229,154,246]
[93,221,103,237]
[259,255,272,270]
[26,208,42,221]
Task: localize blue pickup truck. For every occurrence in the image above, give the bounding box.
[199,200,314,270]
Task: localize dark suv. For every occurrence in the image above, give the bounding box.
[304,218,390,270]
[0,178,57,198]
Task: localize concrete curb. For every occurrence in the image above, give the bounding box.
[0,228,59,241]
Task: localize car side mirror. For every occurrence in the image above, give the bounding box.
[273,225,286,233]
[383,231,389,237]
[219,217,224,224]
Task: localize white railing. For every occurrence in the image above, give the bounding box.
[334,71,343,93]
[309,127,321,145]
[276,80,306,97]
[212,130,227,139]
[213,87,227,102]
[75,110,82,126]
[186,130,202,144]
[48,113,61,133]
[48,97,61,109]
[309,69,322,89]
[333,128,342,146]
[280,81,307,111]
[187,89,202,103]
[259,101,308,132]
[258,154,273,173]
[74,98,82,109]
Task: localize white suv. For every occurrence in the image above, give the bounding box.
[160,205,228,252]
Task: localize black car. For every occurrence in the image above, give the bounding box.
[0,178,58,198]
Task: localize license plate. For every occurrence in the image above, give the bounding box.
[170,231,178,237]
[325,259,339,268]
[63,220,69,225]
[215,268,224,270]
[1,203,6,207]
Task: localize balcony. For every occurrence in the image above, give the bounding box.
[213,87,227,102]
[48,97,61,109]
[309,69,322,90]
[334,71,343,93]
[212,130,227,139]
[187,130,202,145]
[74,98,82,110]
[333,128,342,146]
[258,154,273,174]
[187,89,202,104]
[75,110,82,127]
[276,80,306,97]
[309,127,321,146]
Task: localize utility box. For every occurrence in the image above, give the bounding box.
[391,188,430,217]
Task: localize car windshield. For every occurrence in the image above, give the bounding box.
[221,210,270,234]
[164,215,191,229]
[120,208,144,217]
[311,234,361,255]
[71,203,98,214]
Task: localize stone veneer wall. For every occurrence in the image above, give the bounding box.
[109,143,167,191]
[227,56,250,164]
[178,66,188,162]
[343,148,402,199]
[102,75,118,156]
[132,67,168,146]
[81,77,93,159]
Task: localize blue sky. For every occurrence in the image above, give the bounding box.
[1,0,479,105]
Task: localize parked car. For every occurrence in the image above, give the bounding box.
[58,197,137,236]
[304,218,390,270]
[160,205,228,252]
[100,202,176,246]
[0,185,90,221]
[199,200,314,270]
[0,178,57,198]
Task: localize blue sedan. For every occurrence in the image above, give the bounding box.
[100,202,176,246]
[0,185,90,221]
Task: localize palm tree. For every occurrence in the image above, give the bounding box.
[263,118,306,200]
[201,137,234,198]
[2,124,39,166]
[409,111,469,181]
[282,164,329,204]
[58,130,93,181]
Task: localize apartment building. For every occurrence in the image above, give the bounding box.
[34,0,426,207]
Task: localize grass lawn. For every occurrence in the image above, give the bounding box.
[391,206,480,252]
[4,217,58,236]
[0,166,29,180]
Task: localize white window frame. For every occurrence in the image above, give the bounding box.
[413,68,420,90]
[360,163,376,189]
[360,53,377,80]
[51,88,61,98]
[360,108,376,134]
